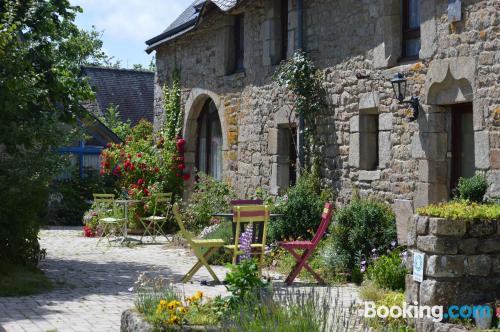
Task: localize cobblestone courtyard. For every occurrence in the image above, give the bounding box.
[0,227,359,332]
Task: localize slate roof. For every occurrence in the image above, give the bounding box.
[81,66,154,126]
[145,0,242,52]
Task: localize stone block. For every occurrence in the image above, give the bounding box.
[267,128,279,155]
[348,133,360,168]
[414,183,449,209]
[475,131,490,169]
[487,171,500,199]
[349,115,359,133]
[359,92,379,110]
[466,255,491,276]
[379,113,393,131]
[419,279,458,306]
[418,160,447,183]
[479,237,500,254]
[418,113,446,133]
[426,255,466,278]
[429,218,466,236]
[458,238,478,254]
[411,133,448,161]
[392,200,413,245]
[407,215,418,247]
[468,220,497,237]
[378,131,391,168]
[491,149,500,169]
[417,235,458,254]
[417,216,429,235]
[358,170,380,181]
[405,274,419,304]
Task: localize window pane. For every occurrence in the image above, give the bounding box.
[408,0,420,29]
[460,111,475,179]
[198,118,207,173]
[405,38,421,58]
[210,119,223,180]
[83,154,100,170]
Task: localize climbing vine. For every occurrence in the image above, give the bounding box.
[273,50,326,174]
[162,72,183,140]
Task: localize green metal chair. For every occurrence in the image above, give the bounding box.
[93,193,126,245]
[140,192,173,243]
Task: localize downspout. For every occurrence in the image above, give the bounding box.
[297,0,305,172]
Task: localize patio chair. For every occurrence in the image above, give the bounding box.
[224,205,270,276]
[140,192,173,243]
[279,202,333,285]
[93,194,127,245]
[172,203,225,283]
[230,199,263,243]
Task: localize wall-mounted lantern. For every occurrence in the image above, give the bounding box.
[390,72,419,121]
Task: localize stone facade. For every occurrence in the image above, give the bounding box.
[150,0,499,220]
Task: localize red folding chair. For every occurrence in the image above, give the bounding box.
[279,202,334,285]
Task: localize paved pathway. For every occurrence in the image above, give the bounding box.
[0,227,359,332]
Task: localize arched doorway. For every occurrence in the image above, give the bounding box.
[195,99,223,180]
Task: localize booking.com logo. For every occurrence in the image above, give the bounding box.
[364,301,500,322]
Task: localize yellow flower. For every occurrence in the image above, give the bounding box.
[156,299,169,313]
[177,306,188,314]
[167,300,181,311]
[168,315,181,325]
[194,290,203,299]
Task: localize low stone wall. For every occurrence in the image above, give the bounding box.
[406,215,500,307]
[121,309,220,332]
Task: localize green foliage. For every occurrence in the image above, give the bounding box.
[0,261,53,296]
[134,274,181,321]
[224,259,267,305]
[48,168,114,226]
[359,280,387,302]
[162,73,183,141]
[201,222,233,265]
[417,201,500,221]
[323,198,397,273]
[455,173,489,203]
[98,104,132,140]
[367,250,407,291]
[270,172,333,242]
[184,173,236,232]
[0,0,108,265]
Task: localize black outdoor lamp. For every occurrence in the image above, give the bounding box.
[390,72,419,121]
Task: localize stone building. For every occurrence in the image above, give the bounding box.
[145,0,499,235]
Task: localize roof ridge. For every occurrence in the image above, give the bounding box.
[82,65,154,74]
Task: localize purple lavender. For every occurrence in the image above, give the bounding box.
[239,224,253,261]
[360,260,367,273]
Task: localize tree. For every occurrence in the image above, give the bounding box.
[98,104,132,140]
[0,0,109,265]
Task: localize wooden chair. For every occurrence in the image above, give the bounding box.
[224,205,270,276]
[93,193,126,245]
[230,199,263,243]
[172,203,225,283]
[140,192,173,243]
[279,202,334,285]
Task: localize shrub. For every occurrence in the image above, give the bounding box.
[323,198,397,273]
[48,168,114,226]
[269,172,333,242]
[367,249,407,291]
[224,259,267,305]
[417,201,500,221]
[184,173,236,232]
[455,173,488,203]
[359,280,387,302]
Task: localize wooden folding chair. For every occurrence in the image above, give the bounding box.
[93,193,127,246]
[140,192,172,243]
[172,203,225,283]
[279,202,333,285]
[224,205,270,276]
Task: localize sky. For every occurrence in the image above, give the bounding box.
[70,0,190,68]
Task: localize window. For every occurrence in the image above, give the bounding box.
[196,100,223,180]
[280,0,288,61]
[402,0,421,58]
[359,113,379,171]
[450,103,475,190]
[234,14,245,72]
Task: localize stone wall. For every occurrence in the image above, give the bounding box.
[153,0,500,213]
[406,215,500,307]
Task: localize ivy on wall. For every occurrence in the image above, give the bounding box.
[162,72,183,140]
[273,51,326,174]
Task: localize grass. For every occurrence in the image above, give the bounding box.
[0,262,53,297]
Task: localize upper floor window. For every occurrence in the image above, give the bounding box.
[280,0,288,61]
[234,14,245,72]
[402,0,421,59]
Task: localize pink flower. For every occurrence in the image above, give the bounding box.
[137,178,144,186]
[182,174,190,181]
[178,163,185,170]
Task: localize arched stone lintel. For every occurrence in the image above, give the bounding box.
[424,57,475,105]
